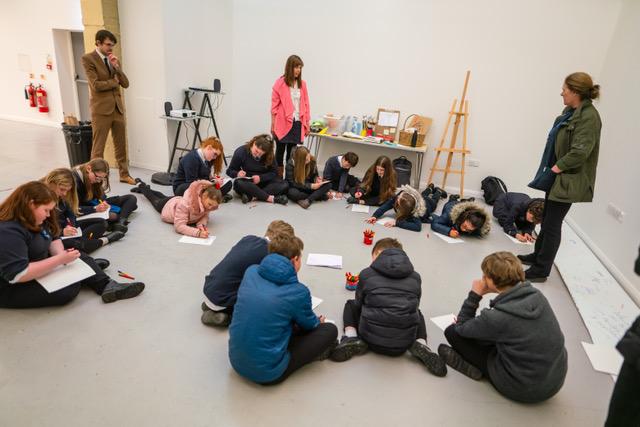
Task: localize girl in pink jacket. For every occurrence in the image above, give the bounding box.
[271,55,310,176]
[132,180,221,238]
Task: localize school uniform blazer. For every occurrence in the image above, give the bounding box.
[271,76,310,142]
[81,50,129,116]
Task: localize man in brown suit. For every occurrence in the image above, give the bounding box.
[82,29,136,184]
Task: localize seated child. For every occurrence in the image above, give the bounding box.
[439,251,567,403]
[348,155,397,206]
[330,238,446,377]
[492,192,544,242]
[226,134,289,205]
[132,180,221,238]
[172,136,233,202]
[419,183,447,223]
[365,185,425,232]
[322,152,359,198]
[201,220,295,326]
[44,168,124,255]
[73,158,138,234]
[285,146,331,209]
[0,181,144,308]
[228,235,338,385]
[431,195,491,238]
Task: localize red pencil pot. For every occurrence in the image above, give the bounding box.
[363,235,373,245]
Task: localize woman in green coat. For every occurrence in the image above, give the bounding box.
[521,72,602,281]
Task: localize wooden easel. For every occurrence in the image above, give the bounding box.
[427,71,471,197]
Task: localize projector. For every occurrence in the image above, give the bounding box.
[170,109,197,118]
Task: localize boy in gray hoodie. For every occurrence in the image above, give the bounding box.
[439,251,567,403]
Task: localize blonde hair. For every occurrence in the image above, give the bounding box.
[481,252,525,289]
[265,220,295,240]
[565,72,600,101]
[268,235,304,259]
[42,168,79,215]
[292,146,314,185]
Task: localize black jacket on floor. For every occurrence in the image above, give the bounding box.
[226,146,277,184]
[355,248,422,354]
[492,192,541,236]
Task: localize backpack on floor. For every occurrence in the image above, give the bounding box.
[481,176,508,205]
[393,156,412,187]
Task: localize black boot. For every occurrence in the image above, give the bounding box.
[112,219,128,234]
[438,344,482,380]
[517,253,536,265]
[94,258,110,270]
[101,280,145,303]
[436,186,448,199]
[130,179,147,194]
[410,341,447,377]
[105,231,125,243]
[449,194,461,202]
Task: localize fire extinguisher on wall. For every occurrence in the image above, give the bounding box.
[24,83,36,108]
[35,85,49,113]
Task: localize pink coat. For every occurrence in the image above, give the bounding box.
[161,180,214,237]
[271,76,310,142]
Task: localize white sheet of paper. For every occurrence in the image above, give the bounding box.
[581,342,623,375]
[76,210,110,221]
[433,232,464,244]
[179,235,216,246]
[431,314,456,331]
[351,204,370,214]
[307,253,343,269]
[60,227,82,240]
[378,111,400,127]
[235,176,252,180]
[505,233,533,245]
[375,218,393,226]
[36,259,95,293]
[311,296,322,309]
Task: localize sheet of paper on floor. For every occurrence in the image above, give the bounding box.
[433,232,464,244]
[351,204,370,213]
[307,253,343,269]
[311,296,322,309]
[504,233,533,245]
[60,227,82,240]
[581,342,623,375]
[36,259,96,293]
[375,218,393,226]
[431,313,456,331]
[179,235,216,246]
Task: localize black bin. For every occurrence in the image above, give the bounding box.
[393,156,412,186]
[61,121,93,167]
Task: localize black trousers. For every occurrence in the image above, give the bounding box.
[233,178,288,201]
[0,253,111,308]
[343,299,427,354]
[264,322,338,385]
[287,183,331,203]
[62,219,107,254]
[174,180,232,197]
[349,188,381,206]
[141,186,174,213]
[444,324,494,377]
[420,187,444,222]
[529,197,572,276]
[105,195,138,221]
[330,175,360,193]
[605,361,640,427]
[275,120,302,166]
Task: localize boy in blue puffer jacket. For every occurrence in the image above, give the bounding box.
[228,235,338,384]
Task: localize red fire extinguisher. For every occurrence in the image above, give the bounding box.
[35,85,49,113]
[24,83,36,108]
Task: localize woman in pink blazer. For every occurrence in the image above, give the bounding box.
[271,55,310,177]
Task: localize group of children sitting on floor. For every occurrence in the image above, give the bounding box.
[0,132,556,402]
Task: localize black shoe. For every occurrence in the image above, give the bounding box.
[297,199,311,209]
[449,194,461,202]
[437,187,448,199]
[517,253,536,265]
[201,309,231,327]
[106,231,125,243]
[346,196,357,204]
[241,193,250,204]
[330,336,368,362]
[409,341,447,377]
[101,280,145,303]
[94,258,110,271]
[130,180,147,194]
[274,195,288,205]
[314,340,339,362]
[525,268,548,283]
[111,222,128,234]
[461,197,475,202]
[438,344,483,380]
[222,194,233,203]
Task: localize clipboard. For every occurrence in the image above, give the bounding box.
[374,108,401,141]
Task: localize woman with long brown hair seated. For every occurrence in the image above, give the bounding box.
[348,155,397,206]
[284,146,331,209]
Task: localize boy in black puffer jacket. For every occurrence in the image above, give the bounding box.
[330,238,446,377]
[493,192,544,243]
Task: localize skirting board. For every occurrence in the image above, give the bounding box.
[564,216,640,307]
[0,114,61,128]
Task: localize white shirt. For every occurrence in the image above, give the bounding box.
[290,83,301,122]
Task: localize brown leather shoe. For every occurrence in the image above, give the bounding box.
[119,175,136,185]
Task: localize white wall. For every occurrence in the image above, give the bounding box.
[229,0,621,194]
[0,0,83,127]
[566,0,640,297]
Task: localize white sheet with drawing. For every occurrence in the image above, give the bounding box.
[307,254,342,269]
[179,235,216,246]
[36,259,96,293]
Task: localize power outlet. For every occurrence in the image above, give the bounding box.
[468,158,480,167]
[607,203,625,223]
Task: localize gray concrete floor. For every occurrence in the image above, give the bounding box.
[0,120,613,427]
